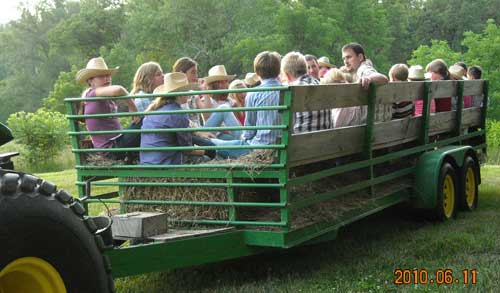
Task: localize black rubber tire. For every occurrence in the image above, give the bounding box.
[459,156,479,211]
[433,162,459,221]
[0,172,114,292]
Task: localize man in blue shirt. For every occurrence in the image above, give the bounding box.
[211,51,282,158]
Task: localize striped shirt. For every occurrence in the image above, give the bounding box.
[392,101,414,119]
[293,75,333,133]
[242,78,282,145]
[134,90,154,112]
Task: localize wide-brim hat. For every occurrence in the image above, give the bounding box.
[318,56,335,68]
[153,72,200,95]
[449,64,467,80]
[408,65,428,81]
[76,57,119,85]
[244,72,260,86]
[203,65,236,84]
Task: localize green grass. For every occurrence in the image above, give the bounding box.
[0,141,75,173]
[36,166,500,292]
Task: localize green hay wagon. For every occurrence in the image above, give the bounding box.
[0,79,487,292]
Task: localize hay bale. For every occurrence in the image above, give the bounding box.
[122,149,277,228]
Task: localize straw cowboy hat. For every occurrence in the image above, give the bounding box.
[408,65,427,81]
[76,57,119,85]
[449,64,467,80]
[202,65,236,84]
[244,72,260,86]
[318,56,335,68]
[153,72,200,95]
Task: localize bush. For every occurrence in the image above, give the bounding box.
[6,108,69,169]
[486,119,500,164]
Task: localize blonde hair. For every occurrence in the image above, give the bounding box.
[281,51,307,78]
[388,64,409,82]
[145,96,176,112]
[131,62,162,94]
[320,68,351,84]
[228,79,247,100]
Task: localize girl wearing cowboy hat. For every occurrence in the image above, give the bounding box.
[76,57,140,160]
[140,73,215,165]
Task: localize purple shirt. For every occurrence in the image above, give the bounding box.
[84,89,122,149]
[140,102,192,165]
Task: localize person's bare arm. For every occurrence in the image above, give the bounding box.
[125,98,141,124]
[361,72,388,89]
[94,85,128,97]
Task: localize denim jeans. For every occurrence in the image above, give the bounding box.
[204,104,242,139]
[210,138,250,158]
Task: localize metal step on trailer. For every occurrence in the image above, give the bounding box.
[149,227,235,242]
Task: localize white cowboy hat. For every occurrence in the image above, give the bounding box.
[408,65,428,81]
[202,65,236,84]
[76,57,119,85]
[317,56,335,68]
[244,72,260,86]
[153,72,200,94]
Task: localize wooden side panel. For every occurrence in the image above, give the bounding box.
[288,108,481,167]
[290,81,485,112]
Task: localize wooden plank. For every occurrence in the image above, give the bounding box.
[376,82,424,104]
[291,84,368,112]
[463,80,484,96]
[429,80,457,98]
[291,81,483,112]
[288,107,481,167]
[288,126,364,166]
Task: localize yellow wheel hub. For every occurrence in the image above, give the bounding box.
[0,257,66,293]
[465,167,476,209]
[442,174,455,218]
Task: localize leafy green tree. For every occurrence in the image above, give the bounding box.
[408,40,462,68]
[43,66,82,113]
[462,19,500,119]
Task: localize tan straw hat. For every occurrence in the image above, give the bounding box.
[449,64,467,80]
[76,57,119,85]
[244,72,260,86]
[153,72,200,94]
[318,56,335,68]
[408,65,427,81]
[203,65,236,84]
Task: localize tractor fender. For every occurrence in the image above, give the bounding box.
[412,145,475,209]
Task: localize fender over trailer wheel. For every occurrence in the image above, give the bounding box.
[433,162,458,221]
[0,172,114,293]
[460,156,479,211]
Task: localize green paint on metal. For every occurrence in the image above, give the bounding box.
[413,145,473,208]
[106,230,268,278]
[84,198,285,207]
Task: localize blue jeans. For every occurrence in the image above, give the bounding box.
[210,138,250,158]
[204,104,242,139]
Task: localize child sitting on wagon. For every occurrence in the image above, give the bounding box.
[140,73,215,165]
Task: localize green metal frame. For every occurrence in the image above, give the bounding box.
[64,80,487,278]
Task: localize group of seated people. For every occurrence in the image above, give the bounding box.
[75,42,483,165]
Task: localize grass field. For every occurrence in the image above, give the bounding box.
[36,166,500,292]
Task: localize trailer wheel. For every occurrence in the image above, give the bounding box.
[460,156,479,211]
[434,162,458,220]
[0,172,114,293]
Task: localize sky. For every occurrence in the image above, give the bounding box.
[0,0,38,24]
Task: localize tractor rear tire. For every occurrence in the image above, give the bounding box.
[0,172,114,293]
